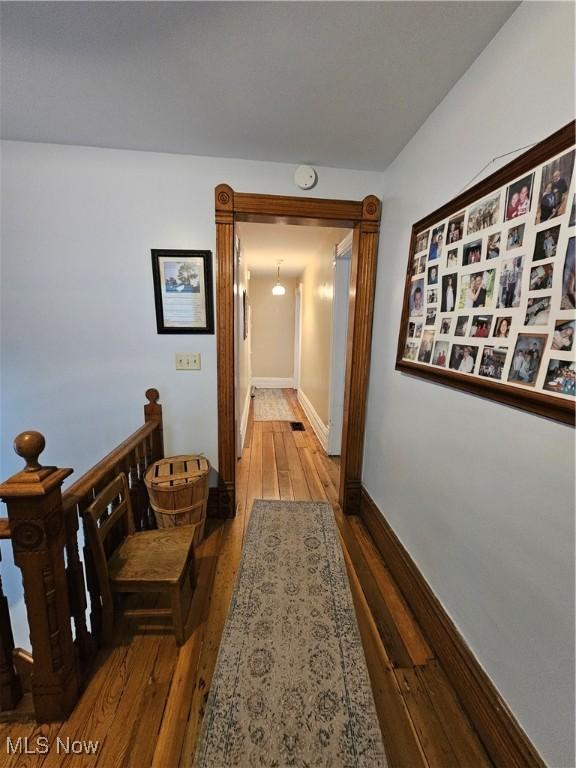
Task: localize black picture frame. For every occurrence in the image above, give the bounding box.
[151,249,214,334]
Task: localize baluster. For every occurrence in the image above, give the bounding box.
[135,441,150,529]
[63,504,94,667]
[127,449,143,530]
[0,547,23,711]
[0,432,80,722]
[144,432,154,469]
[82,516,102,646]
[144,388,164,461]
[136,440,146,481]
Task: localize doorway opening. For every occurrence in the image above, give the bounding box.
[215,186,381,517]
[231,222,353,521]
[235,222,352,466]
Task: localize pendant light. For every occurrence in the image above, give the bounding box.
[272,261,286,296]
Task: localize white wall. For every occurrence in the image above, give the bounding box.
[300,229,343,425]
[363,3,575,765]
[0,140,381,646]
[237,239,251,454]
[250,275,297,381]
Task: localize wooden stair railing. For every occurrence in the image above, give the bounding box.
[62,388,164,650]
[0,388,165,722]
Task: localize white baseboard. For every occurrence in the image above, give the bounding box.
[239,387,251,456]
[297,389,329,451]
[252,377,295,389]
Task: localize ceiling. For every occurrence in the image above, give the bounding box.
[0,2,519,171]
[237,222,349,277]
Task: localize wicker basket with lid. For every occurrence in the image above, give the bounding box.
[145,455,210,544]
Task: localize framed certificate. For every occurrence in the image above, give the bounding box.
[151,250,214,334]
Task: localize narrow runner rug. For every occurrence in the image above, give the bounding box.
[193,500,387,768]
[253,388,296,421]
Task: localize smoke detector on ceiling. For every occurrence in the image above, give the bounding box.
[294,165,318,190]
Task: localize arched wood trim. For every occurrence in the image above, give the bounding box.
[215,186,381,517]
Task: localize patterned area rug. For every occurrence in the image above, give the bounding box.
[193,500,387,768]
[253,388,296,421]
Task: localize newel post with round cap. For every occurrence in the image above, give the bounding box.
[0,432,80,721]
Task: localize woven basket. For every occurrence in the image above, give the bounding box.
[145,455,210,544]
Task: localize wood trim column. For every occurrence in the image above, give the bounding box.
[0,432,80,722]
[339,195,381,514]
[215,185,236,517]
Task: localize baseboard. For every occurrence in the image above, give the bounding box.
[359,486,545,768]
[251,377,295,388]
[239,387,251,456]
[297,389,328,451]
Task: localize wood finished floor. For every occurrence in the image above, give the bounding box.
[0,390,492,767]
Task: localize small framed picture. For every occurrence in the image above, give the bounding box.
[151,250,214,334]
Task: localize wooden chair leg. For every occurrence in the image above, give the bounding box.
[170,586,185,646]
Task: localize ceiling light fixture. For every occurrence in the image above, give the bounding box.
[272,261,286,296]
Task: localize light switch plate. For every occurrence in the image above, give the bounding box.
[176,353,191,370]
[175,353,201,370]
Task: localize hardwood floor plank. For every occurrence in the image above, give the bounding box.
[292,430,307,448]
[337,512,414,668]
[272,432,289,472]
[341,537,429,768]
[394,667,459,768]
[179,514,245,767]
[416,661,492,768]
[42,645,139,768]
[298,446,329,502]
[283,433,311,500]
[150,524,224,768]
[3,722,62,768]
[245,422,263,534]
[124,639,176,768]
[235,444,250,519]
[261,432,280,499]
[277,470,294,500]
[349,516,433,666]
[95,635,166,768]
[308,441,340,507]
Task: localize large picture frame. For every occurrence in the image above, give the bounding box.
[151,249,214,334]
[396,122,576,425]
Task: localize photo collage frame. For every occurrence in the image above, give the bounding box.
[396,123,575,425]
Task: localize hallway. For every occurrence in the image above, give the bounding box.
[0,391,492,768]
[231,390,492,768]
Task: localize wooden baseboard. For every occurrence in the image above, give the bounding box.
[359,486,545,768]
